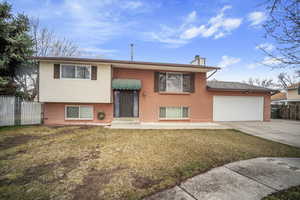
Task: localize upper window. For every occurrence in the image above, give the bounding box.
[167,73,182,92]
[158,72,193,92]
[61,64,91,79]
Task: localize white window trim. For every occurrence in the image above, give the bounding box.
[166,72,183,92]
[65,105,94,120]
[159,106,190,120]
[60,64,92,80]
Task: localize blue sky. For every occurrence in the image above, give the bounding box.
[6,0,293,81]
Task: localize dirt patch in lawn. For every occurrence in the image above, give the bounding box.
[132,174,161,189]
[72,166,125,200]
[0,149,27,161]
[0,135,39,151]
[1,156,80,186]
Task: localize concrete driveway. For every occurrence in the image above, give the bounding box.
[221,119,300,148]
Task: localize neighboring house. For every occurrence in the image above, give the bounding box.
[271,92,287,105]
[36,56,276,125]
[286,83,300,103]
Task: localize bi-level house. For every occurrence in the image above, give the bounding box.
[36,56,275,125]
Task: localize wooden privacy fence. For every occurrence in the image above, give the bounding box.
[0,96,42,126]
[271,103,300,120]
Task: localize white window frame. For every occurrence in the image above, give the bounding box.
[166,72,183,92]
[159,106,189,120]
[65,105,94,120]
[60,64,92,80]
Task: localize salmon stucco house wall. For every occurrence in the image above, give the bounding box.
[36,56,276,125]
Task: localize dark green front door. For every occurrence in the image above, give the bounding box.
[119,91,134,117]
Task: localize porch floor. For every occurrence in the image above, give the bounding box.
[107,122,229,129]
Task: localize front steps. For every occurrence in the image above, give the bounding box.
[110,118,140,126]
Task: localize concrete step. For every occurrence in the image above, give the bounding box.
[111,118,140,124]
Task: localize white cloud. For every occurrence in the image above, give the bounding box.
[121,1,143,9]
[255,43,275,51]
[80,47,118,58]
[218,55,241,68]
[246,63,259,69]
[261,57,281,65]
[180,5,242,40]
[147,5,242,47]
[184,11,197,24]
[248,11,266,26]
[180,25,205,40]
[144,25,188,48]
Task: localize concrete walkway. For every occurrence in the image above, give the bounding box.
[145,157,300,200]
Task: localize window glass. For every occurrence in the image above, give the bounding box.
[183,74,191,92]
[66,106,79,118]
[166,107,182,118]
[61,65,75,78]
[159,73,166,91]
[167,73,182,92]
[80,106,93,119]
[159,107,166,118]
[159,107,189,119]
[76,66,91,79]
[133,91,139,117]
[182,107,189,118]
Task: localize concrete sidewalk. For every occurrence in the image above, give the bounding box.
[145,157,300,200]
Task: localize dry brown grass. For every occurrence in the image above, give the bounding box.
[1,126,300,200]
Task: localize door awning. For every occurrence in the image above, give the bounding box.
[112,79,141,90]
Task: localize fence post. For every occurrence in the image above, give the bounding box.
[14,97,22,125]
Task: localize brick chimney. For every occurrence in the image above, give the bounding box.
[190,55,206,66]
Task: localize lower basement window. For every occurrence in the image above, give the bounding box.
[65,105,93,120]
[159,107,189,119]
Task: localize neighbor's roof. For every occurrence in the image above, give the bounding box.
[33,56,220,72]
[271,92,287,101]
[207,81,277,93]
[287,83,300,90]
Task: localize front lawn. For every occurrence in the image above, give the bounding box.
[1,126,300,200]
[262,185,300,200]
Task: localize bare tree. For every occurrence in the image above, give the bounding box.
[244,77,276,88]
[31,18,81,57]
[16,18,82,100]
[259,0,300,69]
[277,72,298,88]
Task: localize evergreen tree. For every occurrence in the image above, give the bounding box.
[0,1,33,95]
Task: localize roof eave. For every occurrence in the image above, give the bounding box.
[32,56,220,72]
[207,87,277,93]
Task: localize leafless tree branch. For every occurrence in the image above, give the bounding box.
[260,0,300,69]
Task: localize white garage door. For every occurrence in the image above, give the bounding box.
[213,96,264,121]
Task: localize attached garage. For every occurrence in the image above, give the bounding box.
[207,81,277,122]
[213,96,264,121]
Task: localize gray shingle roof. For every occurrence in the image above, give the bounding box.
[207,81,275,92]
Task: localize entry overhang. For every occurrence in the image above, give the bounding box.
[112,79,141,90]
